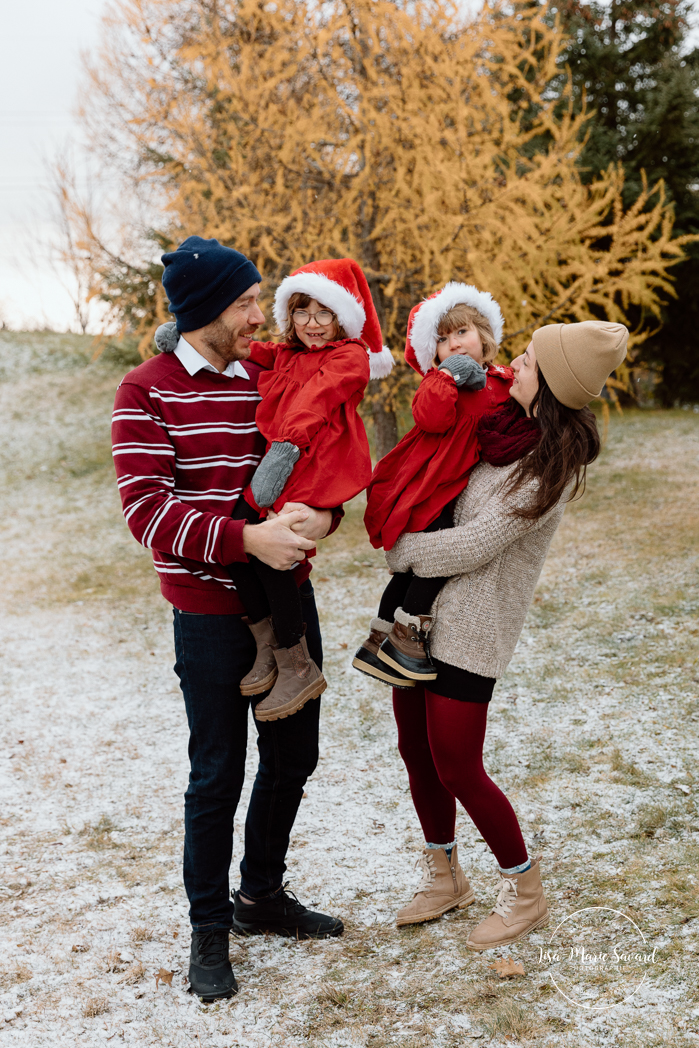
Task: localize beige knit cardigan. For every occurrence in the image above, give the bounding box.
[385,461,568,679]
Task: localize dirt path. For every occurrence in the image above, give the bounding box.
[0,335,698,1046]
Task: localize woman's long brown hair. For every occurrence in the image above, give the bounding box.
[508,369,601,520]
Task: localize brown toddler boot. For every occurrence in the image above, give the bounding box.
[254,634,326,722]
[352,617,414,689]
[378,608,438,681]
[396,845,475,926]
[465,856,549,951]
[240,617,278,696]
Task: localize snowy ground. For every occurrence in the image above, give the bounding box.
[0,332,698,1046]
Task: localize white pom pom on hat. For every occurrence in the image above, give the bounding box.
[406,282,505,375]
[273,258,394,380]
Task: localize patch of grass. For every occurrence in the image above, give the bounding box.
[0,962,33,988]
[121,961,147,984]
[66,444,116,478]
[82,996,109,1019]
[546,1015,572,1030]
[0,330,93,381]
[94,337,143,370]
[131,924,155,943]
[477,997,542,1041]
[529,593,570,628]
[610,748,654,787]
[315,492,368,561]
[317,982,353,1008]
[561,752,591,774]
[633,804,667,838]
[105,949,123,973]
[457,979,500,1006]
[115,860,160,888]
[79,815,118,850]
[653,871,699,916]
[341,935,377,959]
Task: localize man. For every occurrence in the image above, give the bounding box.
[111,237,343,1002]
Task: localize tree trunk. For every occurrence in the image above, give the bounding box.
[363,236,399,460]
[369,380,398,460]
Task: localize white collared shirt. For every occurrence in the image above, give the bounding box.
[174,334,250,381]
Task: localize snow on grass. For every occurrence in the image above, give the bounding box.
[0,335,698,1046]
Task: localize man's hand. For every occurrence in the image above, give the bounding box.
[242,510,315,570]
[266,502,333,541]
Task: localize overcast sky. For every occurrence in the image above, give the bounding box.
[0,0,106,331]
[2,1,698,333]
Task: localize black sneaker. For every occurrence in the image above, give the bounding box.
[232,884,344,939]
[189,927,238,1001]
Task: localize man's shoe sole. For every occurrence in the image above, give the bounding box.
[240,669,278,696]
[189,985,238,1002]
[377,641,438,681]
[188,968,238,1001]
[465,911,550,951]
[231,917,344,940]
[254,677,327,722]
[352,650,414,689]
[396,890,475,927]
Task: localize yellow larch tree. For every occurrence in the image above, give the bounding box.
[74,0,689,453]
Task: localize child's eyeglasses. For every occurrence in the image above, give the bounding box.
[291,309,335,326]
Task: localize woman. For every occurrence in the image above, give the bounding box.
[385,319,628,950]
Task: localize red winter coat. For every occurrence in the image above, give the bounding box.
[364,364,513,551]
[247,338,372,511]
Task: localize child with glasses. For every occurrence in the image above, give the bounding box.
[354,284,513,689]
[225,258,393,722]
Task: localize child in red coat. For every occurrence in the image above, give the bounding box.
[354,283,512,688]
[227,258,393,721]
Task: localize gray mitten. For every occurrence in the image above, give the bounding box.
[251,441,301,508]
[154,321,179,353]
[438,354,487,390]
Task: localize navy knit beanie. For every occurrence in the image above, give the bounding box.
[161,236,262,332]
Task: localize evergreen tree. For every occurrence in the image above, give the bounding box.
[552,0,699,403]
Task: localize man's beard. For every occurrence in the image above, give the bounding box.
[202,315,253,361]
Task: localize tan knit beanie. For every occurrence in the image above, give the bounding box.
[532,321,629,409]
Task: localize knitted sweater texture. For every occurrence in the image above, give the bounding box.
[385,461,568,678]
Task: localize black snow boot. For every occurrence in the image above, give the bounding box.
[352,616,415,689]
[189,927,238,1001]
[378,609,438,681]
[232,884,344,940]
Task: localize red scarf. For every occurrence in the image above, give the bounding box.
[477,400,541,466]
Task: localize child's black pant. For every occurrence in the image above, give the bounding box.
[377,505,453,621]
[227,498,304,650]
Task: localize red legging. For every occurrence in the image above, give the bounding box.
[392,684,527,869]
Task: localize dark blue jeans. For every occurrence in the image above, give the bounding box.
[173,579,322,928]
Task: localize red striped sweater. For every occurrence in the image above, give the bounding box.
[112,351,326,614]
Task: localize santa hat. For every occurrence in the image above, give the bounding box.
[405,282,504,375]
[273,258,394,380]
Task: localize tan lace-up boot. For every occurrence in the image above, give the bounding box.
[240,617,278,696]
[396,846,475,926]
[254,634,326,722]
[465,856,549,951]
